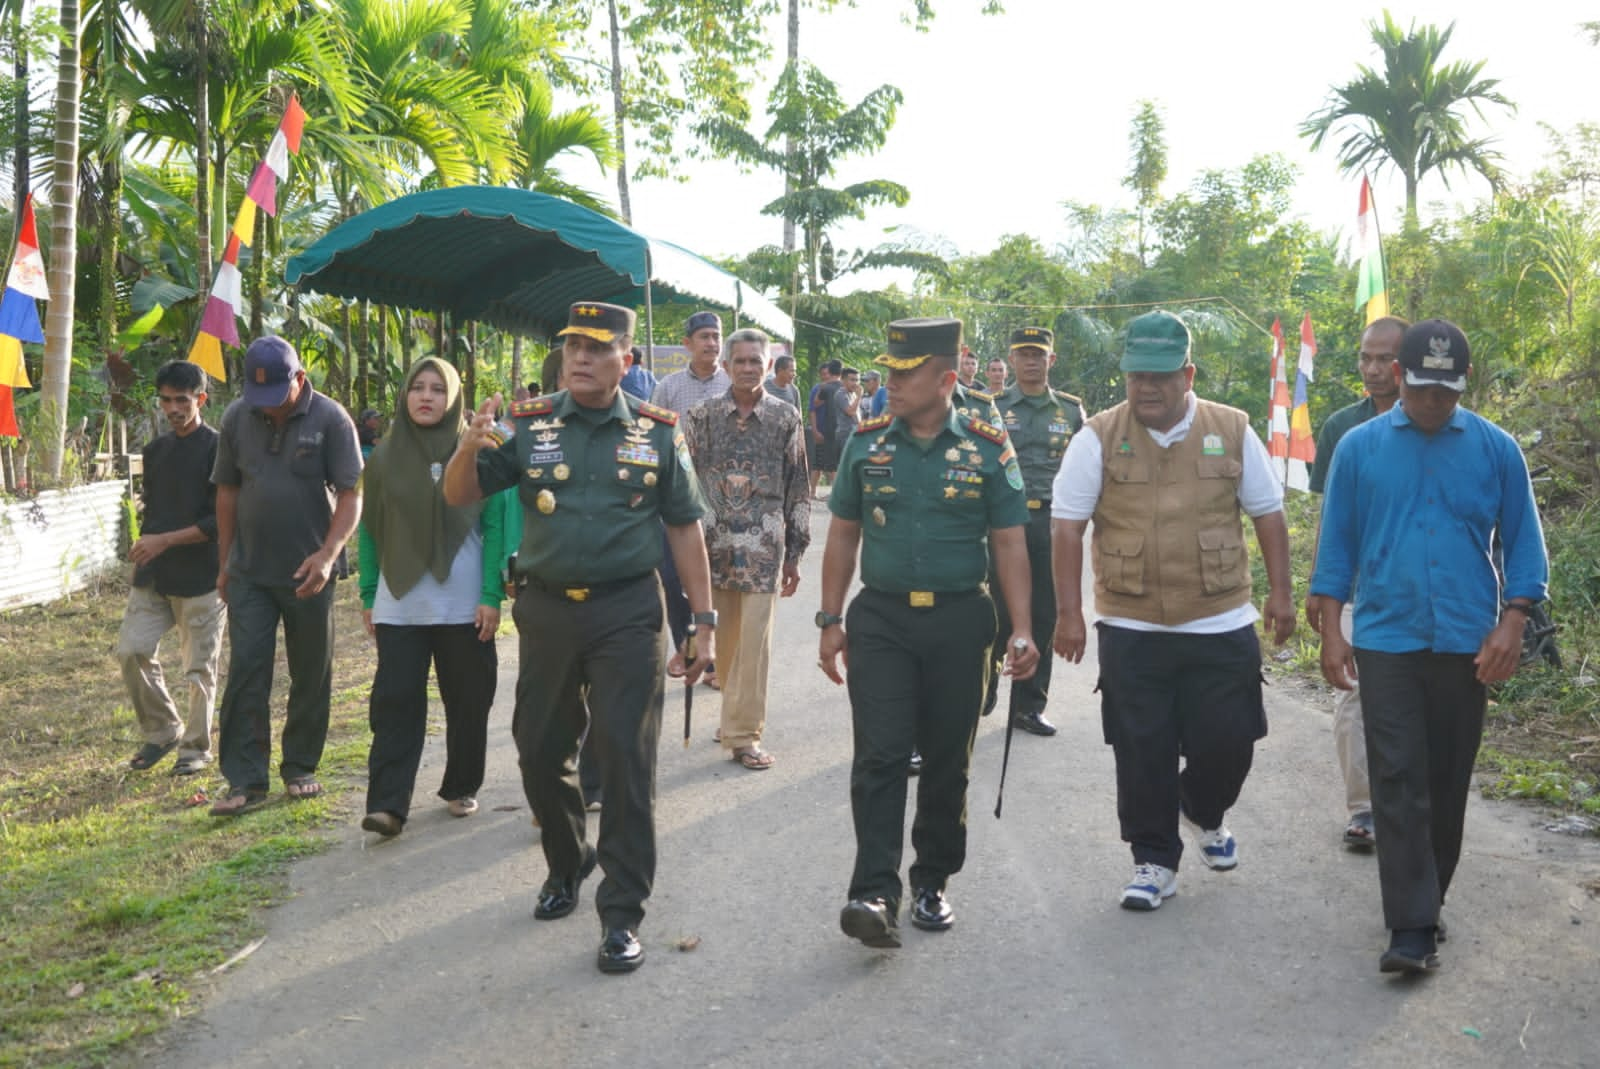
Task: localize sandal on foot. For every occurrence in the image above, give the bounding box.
[129,740,178,771]
[210,790,268,817]
[285,776,325,801]
[172,754,212,777]
[1343,811,1376,848]
[448,796,479,818]
[733,746,775,771]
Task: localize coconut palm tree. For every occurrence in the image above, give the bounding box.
[37,0,80,480]
[1300,11,1514,229]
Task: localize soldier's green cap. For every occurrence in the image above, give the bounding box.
[1119,311,1191,372]
[1009,326,1053,352]
[876,317,963,370]
[555,301,636,344]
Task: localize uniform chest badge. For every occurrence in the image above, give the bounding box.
[643,471,658,487]
[536,489,556,514]
[429,462,442,483]
[872,506,886,527]
[945,448,960,462]
[553,463,571,481]
[1202,434,1224,456]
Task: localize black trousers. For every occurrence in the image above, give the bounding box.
[217,576,336,792]
[987,508,1056,718]
[844,587,996,912]
[366,623,497,822]
[512,574,664,930]
[1352,648,1485,931]
[1096,623,1266,871]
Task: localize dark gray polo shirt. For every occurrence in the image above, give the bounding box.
[212,387,363,586]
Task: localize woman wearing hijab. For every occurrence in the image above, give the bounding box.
[358,358,513,837]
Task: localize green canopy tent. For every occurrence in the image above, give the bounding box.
[285,187,793,374]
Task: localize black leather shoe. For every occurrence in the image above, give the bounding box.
[1014,710,1057,737]
[910,887,954,931]
[597,927,644,973]
[533,846,598,920]
[1379,928,1439,974]
[839,897,901,948]
[907,751,923,776]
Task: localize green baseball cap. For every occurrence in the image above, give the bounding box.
[1119,311,1192,372]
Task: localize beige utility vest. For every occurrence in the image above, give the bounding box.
[1088,398,1253,626]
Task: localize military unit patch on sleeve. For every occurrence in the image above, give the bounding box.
[636,400,679,425]
[510,398,553,418]
[856,414,893,434]
[966,418,1006,445]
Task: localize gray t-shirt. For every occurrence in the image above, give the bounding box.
[763,377,802,411]
[212,388,363,585]
[832,386,861,440]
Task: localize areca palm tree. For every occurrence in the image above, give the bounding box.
[38,0,80,479]
[1300,11,1514,229]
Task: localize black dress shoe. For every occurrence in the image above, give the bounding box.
[1379,928,1440,974]
[839,897,901,948]
[907,751,923,776]
[1014,710,1057,737]
[533,846,598,920]
[910,887,954,931]
[597,927,644,973]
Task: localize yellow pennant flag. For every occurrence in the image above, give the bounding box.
[188,331,227,381]
[233,197,259,249]
[0,335,30,388]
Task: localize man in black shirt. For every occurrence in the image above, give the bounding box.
[118,361,226,776]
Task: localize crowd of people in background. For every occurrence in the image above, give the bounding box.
[115,306,1546,979]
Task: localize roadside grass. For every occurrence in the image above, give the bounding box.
[0,574,380,1068]
[1261,491,1600,826]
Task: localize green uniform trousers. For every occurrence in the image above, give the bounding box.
[986,508,1056,718]
[844,587,997,911]
[511,573,664,930]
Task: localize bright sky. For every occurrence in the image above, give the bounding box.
[614,1,1600,290]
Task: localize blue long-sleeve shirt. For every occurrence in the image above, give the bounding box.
[1310,402,1548,655]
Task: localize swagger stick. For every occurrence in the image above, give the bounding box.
[683,626,697,748]
[993,639,1027,819]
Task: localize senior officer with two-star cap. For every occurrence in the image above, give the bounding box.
[817,316,1039,949]
[982,326,1087,736]
[444,300,715,975]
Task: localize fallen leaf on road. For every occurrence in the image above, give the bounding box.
[675,936,701,952]
[493,805,521,812]
[66,983,85,999]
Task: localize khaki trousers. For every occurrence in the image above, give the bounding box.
[712,589,777,750]
[1334,603,1371,814]
[117,585,225,759]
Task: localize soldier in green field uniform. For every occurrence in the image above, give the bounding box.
[983,326,1087,735]
[444,300,716,976]
[817,316,1040,949]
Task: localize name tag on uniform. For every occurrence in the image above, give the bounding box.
[617,444,660,466]
[863,466,893,478]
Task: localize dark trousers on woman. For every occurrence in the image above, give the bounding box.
[1096,623,1266,871]
[844,588,996,913]
[217,576,336,792]
[512,575,664,931]
[366,623,497,822]
[1352,649,1485,932]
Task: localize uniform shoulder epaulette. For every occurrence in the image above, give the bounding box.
[965,416,1007,445]
[1056,390,1085,406]
[635,400,679,425]
[967,386,995,402]
[510,397,553,418]
[856,414,893,434]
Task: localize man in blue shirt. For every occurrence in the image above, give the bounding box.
[620,346,658,401]
[1311,319,1547,976]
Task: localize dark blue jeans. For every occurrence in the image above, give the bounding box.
[217,576,336,792]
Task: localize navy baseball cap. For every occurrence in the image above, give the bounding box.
[242,336,303,408]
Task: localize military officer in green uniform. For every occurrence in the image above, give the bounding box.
[444,301,716,975]
[818,316,1040,949]
[983,326,1087,735]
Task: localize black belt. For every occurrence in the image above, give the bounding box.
[521,573,652,603]
[862,586,984,609]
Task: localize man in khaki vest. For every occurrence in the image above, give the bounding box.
[1049,310,1295,911]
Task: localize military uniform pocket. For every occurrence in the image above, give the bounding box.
[1097,530,1145,595]
[1197,527,1244,593]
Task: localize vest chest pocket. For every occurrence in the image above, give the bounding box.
[1196,456,1243,480]
[1097,530,1145,595]
[1106,458,1150,485]
[1197,527,1244,594]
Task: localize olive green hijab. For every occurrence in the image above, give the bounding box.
[362,358,482,597]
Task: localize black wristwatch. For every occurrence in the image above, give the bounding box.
[815,610,844,629]
[692,610,718,628]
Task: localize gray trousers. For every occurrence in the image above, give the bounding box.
[117,585,225,759]
[217,576,336,792]
[1353,648,1485,931]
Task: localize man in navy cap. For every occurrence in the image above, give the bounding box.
[1312,318,1547,975]
[651,310,729,416]
[1051,310,1295,913]
[209,336,363,815]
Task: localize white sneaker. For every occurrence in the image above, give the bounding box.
[1120,863,1178,911]
[1195,825,1238,870]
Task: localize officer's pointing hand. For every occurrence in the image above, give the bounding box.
[461,393,503,452]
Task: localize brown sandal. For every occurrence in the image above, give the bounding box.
[285,776,325,801]
[209,790,268,817]
[732,746,774,771]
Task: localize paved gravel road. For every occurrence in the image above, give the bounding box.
[153,510,1600,1069]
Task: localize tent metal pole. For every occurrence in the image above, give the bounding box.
[643,249,656,372]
